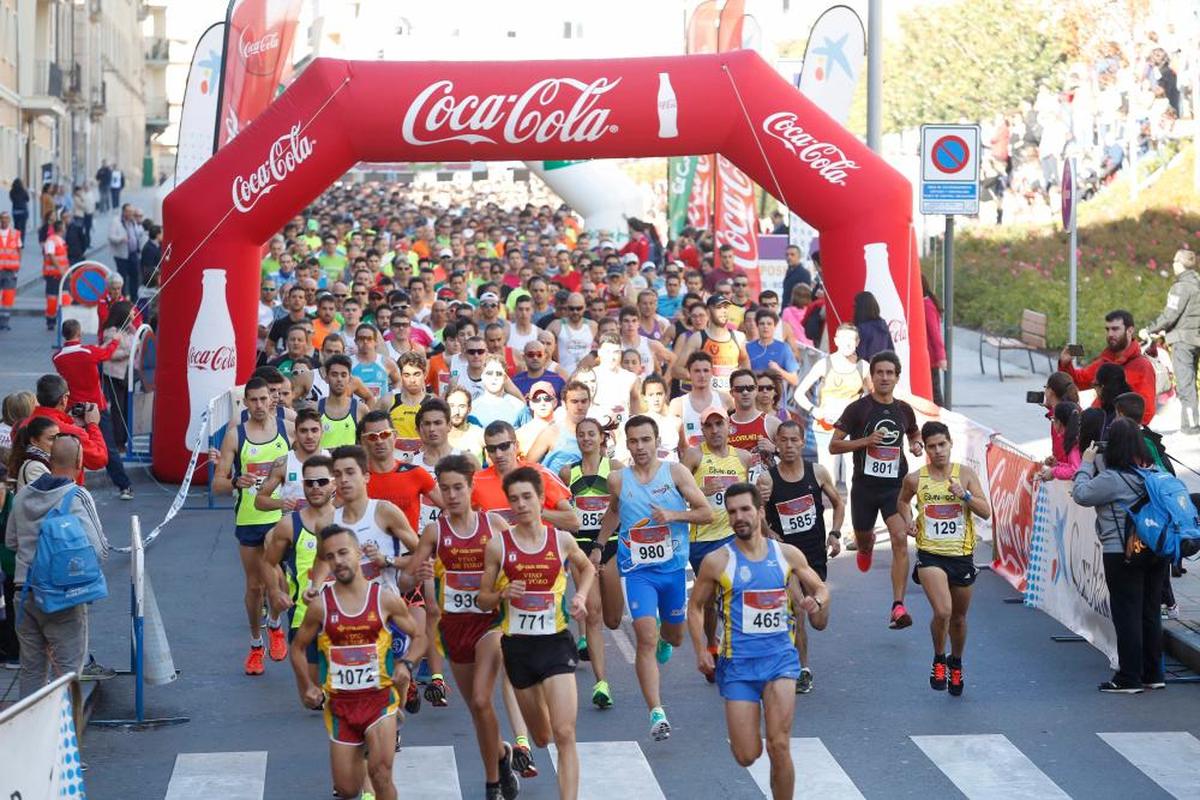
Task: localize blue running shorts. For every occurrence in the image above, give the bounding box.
[622,569,687,624]
[716,649,801,703]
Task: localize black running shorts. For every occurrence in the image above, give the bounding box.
[849,483,902,532]
[913,550,978,587]
[501,629,578,690]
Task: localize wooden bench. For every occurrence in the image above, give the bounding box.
[979,309,1054,380]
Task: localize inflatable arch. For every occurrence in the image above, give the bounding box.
[155,51,928,481]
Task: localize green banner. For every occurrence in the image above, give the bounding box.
[667,156,697,237]
[542,160,586,171]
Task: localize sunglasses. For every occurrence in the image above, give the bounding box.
[466,348,486,355]
[531,394,554,402]
[303,477,333,487]
[362,430,393,442]
[757,385,775,392]
[732,385,757,393]
[566,306,584,312]
[484,440,515,454]
[525,350,545,357]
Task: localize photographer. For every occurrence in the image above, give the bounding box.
[1071,417,1165,694]
[20,374,108,484]
[1059,310,1156,424]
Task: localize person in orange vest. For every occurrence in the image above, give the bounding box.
[0,209,20,331]
[43,219,69,330]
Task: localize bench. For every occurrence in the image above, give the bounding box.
[979,309,1054,381]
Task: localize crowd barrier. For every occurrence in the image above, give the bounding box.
[987,438,1041,590]
[0,672,87,798]
[124,322,155,464]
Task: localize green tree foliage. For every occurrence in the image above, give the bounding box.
[882,0,1066,132]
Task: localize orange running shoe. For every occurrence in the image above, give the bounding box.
[856,550,872,572]
[267,626,287,662]
[244,645,265,676]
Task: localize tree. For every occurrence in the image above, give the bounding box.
[882,0,1066,133]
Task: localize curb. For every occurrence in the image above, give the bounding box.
[1164,622,1200,674]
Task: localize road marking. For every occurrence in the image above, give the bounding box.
[548,740,666,799]
[610,626,636,664]
[911,734,1069,799]
[1099,731,1200,799]
[393,746,462,799]
[164,751,267,800]
[746,738,865,799]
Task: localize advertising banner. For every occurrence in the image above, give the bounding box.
[176,22,225,184]
[986,439,1040,590]
[668,156,697,237]
[714,153,762,294]
[216,0,303,149]
[0,674,86,799]
[757,234,788,298]
[1027,480,1120,669]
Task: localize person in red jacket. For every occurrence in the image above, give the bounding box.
[19,374,108,484]
[1058,309,1156,425]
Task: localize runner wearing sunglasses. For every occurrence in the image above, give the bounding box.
[255,408,329,517]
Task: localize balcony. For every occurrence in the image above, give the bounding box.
[146,99,169,133]
[145,37,169,66]
[20,61,67,118]
[65,62,83,100]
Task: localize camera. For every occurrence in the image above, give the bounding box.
[1066,343,1085,358]
[1025,391,1045,405]
[69,403,87,418]
[1095,440,1107,453]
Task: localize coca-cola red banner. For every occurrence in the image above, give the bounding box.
[684,2,718,230]
[155,53,929,481]
[687,154,714,230]
[216,0,303,150]
[713,154,762,294]
[986,441,1041,592]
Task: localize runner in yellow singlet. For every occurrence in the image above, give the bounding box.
[318,355,366,449]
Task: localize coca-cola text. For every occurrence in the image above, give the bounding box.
[762,112,859,186]
[714,155,758,270]
[401,78,621,146]
[232,123,315,213]
[188,345,237,372]
[239,28,281,62]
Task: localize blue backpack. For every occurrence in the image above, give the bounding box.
[21,487,108,615]
[1123,468,1200,566]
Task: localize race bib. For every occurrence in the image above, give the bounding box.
[924,502,965,541]
[245,461,274,492]
[438,371,452,395]
[395,439,421,459]
[703,473,739,510]
[506,591,557,635]
[711,367,732,393]
[328,644,380,691]
[777,494,817,535]
[741,589,788,635]
[419,501,442,532]
[629,524,672,566]
[864,446,901,479]
[360,556,382,582]
[442,570,485,614]
[574,494,609,532]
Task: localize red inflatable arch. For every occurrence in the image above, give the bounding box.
[155,50,928,481]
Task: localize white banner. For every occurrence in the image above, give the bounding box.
[915,407,995,542]
[175,22,226,186]
[1026,480,1119,669]
[0,674,87,799]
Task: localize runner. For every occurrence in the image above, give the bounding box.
[292,334,375,406]
[515,381,557,455]
[547,292,597,378]
[410,398,461,536]
[727,368,780,483]
[896,421,990,697]
[255,408,327,517]
[668,352,733,449]
[447,388,486,464]
[559,417,616,709]
[586,334,640,440]
[681,405,751,675]
[352,323,400,403]
[388,351,431,461]
[526,381,592,474]
[478,466,595,800]
[618,306,674,376]
[595,415,713,740]
[403,455,522,800]
[640,374,681,462]
[758,420,844,694]
[213,377,295,675]
[675,294,749,393]
[261,453,337,684]
[687,483,830,800]
[318,355,366,450]
[289,524,420,800]
[829,351,923,629]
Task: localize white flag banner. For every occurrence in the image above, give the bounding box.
[0,674,87,799]
[174,22,226,185]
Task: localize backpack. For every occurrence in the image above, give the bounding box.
[20,487,108,616]
[1122,468,1200,567]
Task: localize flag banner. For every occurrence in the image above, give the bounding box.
[216,0,303,149]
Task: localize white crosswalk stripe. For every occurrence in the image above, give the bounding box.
[911,734,1070,799]
[547,740,667,800]
[163,751,268,800]
[746,737,865,799]
[393,745,463,799]
[1098,731,1200,800]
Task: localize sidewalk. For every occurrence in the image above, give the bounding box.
[947,325,1200,672]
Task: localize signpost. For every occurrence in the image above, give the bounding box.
[920,124,981,410]
[1062,158,1078,344]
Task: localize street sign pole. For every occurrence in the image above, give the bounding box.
[1063,158,1078,343]
[944,215,954,409]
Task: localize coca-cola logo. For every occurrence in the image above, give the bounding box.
[714,155,758,269]
[1066,511,1111,618]
[762,112,859,186]
[401,78,621,146]
[188,345,237,372]
[987,447,1038,588]
[688,155,713,229]
[232,123,315,213]
[237,26,282,75]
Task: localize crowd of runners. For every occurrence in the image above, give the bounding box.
[206,180,991,800]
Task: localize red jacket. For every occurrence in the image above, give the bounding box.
[53,338,119,410]
[19,406,109,480]
[1060,339,1156,424]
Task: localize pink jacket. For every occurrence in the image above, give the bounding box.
[924,297,946,365]
[1050,424,1082,479]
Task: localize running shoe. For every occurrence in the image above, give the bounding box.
[888,603,912,629]
[424,675,450,707]
[267,625,287,662]
[577,635,591,662]
[243,645,265,676]
[511,742,538,778]
[655,637,673,665]
[497,742,521,800]
[1165,604,1180,621]
[405,679,422,714]
[929,656,947,691]
[649,707,671,742]
[119,487,134,501]
[1098,680,1143,694]
[796,668,813,694]
[592,680,613,709]
[856,549,872,572]
[1142,680,1166,690]
[947,659,964,697]
[486,785,504,800]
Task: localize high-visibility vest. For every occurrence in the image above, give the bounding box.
[0,228,20,272]
[42,234,67,277]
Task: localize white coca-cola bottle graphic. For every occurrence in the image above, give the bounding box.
[862,243,912,393]
[657,72,678,139]
[185,269,237,450]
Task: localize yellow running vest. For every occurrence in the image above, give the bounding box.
[691,443,746,542]
[914,464,975,557]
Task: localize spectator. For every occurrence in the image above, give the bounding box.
[1141,249,1200,434]
[64,209,89,263]
[101,301,136,451]
[108,164,125,209]
[0,390,34,452]
[5,435,108,698]
[108,204,143,300]
[8,177,29,244]
[922,275,947,407]
[73,184,94,238]
[21,374,107,483]
[139,223,163,309]
[1040,401,1082,480]
[781,283,813,346]
[95,162,111,213]
[8,415,57,490]
[1058,309,1156,424]
[1071,417,1165,694]
[780,245,813,309]
[852,291,894,361]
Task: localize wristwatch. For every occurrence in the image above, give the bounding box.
[384,555,395,568]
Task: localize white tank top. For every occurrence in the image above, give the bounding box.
[623,335,653,375]
[281,450,306,507]
[558,321,593,376]
[681,392,714,448]
[332,499,399,591]
[411,448,462,533]
[508,323,540,353]
[591,367,638,427]
[650,412,680,461]
[309,370,329,402]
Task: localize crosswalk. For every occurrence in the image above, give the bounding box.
[160,731,1200,799]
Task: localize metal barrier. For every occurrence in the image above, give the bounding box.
[54,259,111,349]
[0,672,87,797]
[124,323,155,463]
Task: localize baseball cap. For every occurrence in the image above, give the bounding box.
[599,240,616,250]
[621,253,638,265]
[706,293,731,308]
[640,261,658,273]
[436,286,456,300]
[479,291,500,304]
[701,406,728,422]
[606,263,624,276]
[438,247,453,258]
[554,243,569,252]
[528,380,557,400]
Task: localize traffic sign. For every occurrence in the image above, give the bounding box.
[1061,158,1075,229]
[920,124,980,215]
[69,264,110,305]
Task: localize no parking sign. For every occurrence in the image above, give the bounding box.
[920,124,980,215]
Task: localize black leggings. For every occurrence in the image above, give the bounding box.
[1102,553,1166,685]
